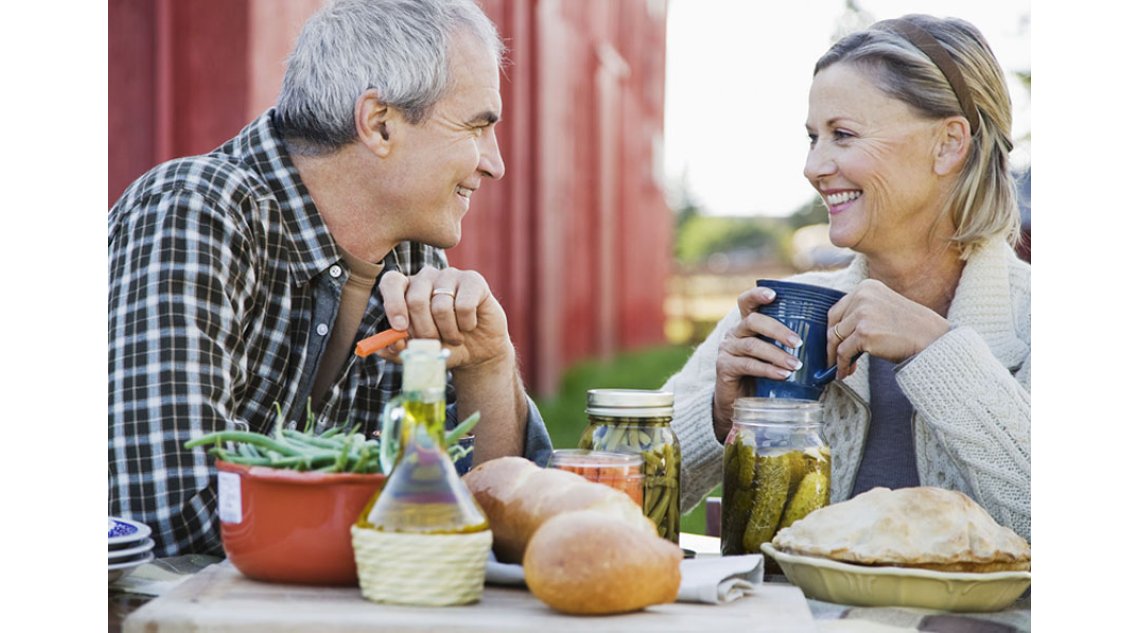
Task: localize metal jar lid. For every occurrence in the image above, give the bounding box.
[586,389,674,418]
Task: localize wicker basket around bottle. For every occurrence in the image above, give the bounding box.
[351,526,492,606]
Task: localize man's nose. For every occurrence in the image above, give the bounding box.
[479,128,505,180]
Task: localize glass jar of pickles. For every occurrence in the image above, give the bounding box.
[721,398,830,556]
[577,389,680,543]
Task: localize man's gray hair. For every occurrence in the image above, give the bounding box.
[276,0,504,155]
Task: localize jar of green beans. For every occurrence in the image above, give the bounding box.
[577,389,680,543]
[721,398,830,557]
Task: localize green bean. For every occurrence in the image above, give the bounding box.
[648,489,670,526]
[643,449,662,474]
[637,429,653,449]
[186,431,303,457]
[236,443,263,460]
[208,448,272,466]
[269,455,317,469]
[332,438,352,472]
[647,485,665,520]
[665,497,678,542]
[353,444,379,473]
[444,411,481,446]
[602,425,625,451]
[181,400,466,475]
[282,429,344,450]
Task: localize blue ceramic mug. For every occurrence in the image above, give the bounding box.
[752,279,847,401]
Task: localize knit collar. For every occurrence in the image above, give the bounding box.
[944,239,1029,369]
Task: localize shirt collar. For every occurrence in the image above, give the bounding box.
[225,109,342,285]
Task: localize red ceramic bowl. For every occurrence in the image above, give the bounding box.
[216,461,385,586]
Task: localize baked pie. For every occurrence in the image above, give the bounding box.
[771,487,1030,573]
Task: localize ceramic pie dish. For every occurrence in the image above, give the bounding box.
[761,542,1030,612]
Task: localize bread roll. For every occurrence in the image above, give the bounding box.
[523,510,683,615]
[462,456,657,564]
[462,456,682,614]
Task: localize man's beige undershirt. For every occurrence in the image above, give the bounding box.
[310,248,383,409]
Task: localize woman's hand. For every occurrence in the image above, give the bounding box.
[712,285,805,440]
[827,279,952,379]
[377,266,512,371]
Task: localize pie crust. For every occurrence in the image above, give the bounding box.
[771,487,1030,572]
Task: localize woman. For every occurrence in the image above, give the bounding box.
[665,15,1030,540]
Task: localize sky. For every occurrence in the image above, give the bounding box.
[663,0,1031,217]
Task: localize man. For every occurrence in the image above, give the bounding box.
[108,0,552,557]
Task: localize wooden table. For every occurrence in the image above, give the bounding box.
[111,535,1030,633]
[123,560,816,632]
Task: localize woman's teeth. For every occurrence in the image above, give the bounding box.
[826,191,862,206]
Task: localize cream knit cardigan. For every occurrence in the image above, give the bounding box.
[663,239,1031,541]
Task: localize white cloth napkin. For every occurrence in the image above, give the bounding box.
[484,554,526,586]
[677,554,764,604]
[483,552,764,605]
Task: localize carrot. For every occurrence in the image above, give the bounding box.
[354,328,409,357]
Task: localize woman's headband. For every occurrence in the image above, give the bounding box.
[877,18,981,135]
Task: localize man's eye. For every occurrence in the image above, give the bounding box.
[807,133,818,148]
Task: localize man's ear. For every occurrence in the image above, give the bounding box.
[356,89,396,158]
[933,116,970,176]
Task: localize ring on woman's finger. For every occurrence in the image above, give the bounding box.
[431,288,457,299]
[833,324,847,343]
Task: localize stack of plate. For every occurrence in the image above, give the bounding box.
[108,516,155,583]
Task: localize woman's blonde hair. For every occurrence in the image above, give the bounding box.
[815,14,1020,258]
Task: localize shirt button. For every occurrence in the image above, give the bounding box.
[316,323,329,336]
[330,265,343,278]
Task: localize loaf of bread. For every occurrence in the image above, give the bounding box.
[462,456,683,614]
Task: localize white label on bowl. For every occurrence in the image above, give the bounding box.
[218,471,242,524]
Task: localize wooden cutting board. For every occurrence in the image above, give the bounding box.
[124,561,817,632]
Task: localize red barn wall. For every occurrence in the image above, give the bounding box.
[108,0,671,396]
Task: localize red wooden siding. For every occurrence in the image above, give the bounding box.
[108,0,671,396]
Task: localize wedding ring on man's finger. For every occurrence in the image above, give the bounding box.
[833,324,846,343]
[431,288,457,299]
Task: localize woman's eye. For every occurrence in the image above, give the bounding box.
[807,133,818,148]
[833,130,854,141]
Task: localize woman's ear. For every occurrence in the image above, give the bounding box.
[933,116,970,176]
[355,89,396,158]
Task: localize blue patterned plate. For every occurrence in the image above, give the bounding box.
[108,538,155,562]
[108,551,155,584]
[108,516,152,548]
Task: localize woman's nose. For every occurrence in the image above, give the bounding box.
[803,144,836,184]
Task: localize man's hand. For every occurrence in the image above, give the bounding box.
[376,266,512,370]
[376,266,527,463]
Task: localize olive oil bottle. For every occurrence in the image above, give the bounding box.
[351,339,491,605]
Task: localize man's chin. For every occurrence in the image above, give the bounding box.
[421,229,461,250]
